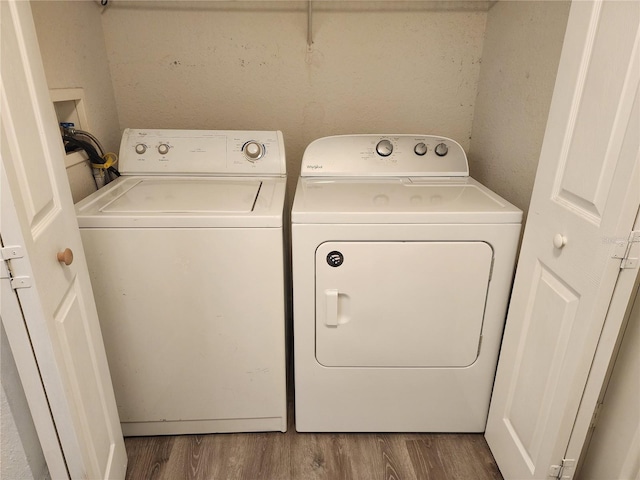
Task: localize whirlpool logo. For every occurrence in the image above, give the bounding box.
[306,164,323,170]
[326,251,344,267]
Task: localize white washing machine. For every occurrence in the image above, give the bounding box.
[76,129,287,435]
[292,134,522,432]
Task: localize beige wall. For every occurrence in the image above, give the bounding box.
[31,1,121,154]
[468,0,571,219]
[27,0,570,212]
[31,1,121,203]
[100,1,488,198]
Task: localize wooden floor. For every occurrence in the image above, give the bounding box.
[124,409,503,480]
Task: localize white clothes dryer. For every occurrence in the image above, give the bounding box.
[76,129,287,435]
[291,134,522,432]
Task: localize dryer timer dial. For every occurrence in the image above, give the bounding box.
[376,139,393,157]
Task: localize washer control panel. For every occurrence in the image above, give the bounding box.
[301,134,468,177]
[120,129,286,176]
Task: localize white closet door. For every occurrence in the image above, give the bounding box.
[0,1,126,478]
[485,1,640,479]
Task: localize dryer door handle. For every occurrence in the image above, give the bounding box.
[325,289,339,327]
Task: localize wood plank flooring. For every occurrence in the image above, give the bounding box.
[124,410,503,480]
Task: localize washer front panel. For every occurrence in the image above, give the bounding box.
[82,227,287,434]
[315,241,492,367]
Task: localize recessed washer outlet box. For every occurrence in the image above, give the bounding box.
[50,88,96,202]
[50,88,90,167]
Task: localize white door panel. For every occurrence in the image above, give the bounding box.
[555,4,638,219]
[315,241,492,367]
[486,1,640,478]
[498,262,581,470]
[0,1,126,478]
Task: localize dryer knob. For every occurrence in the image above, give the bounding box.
[414,142,427,156]
[158,144,170,155]
[135,143,147,154]
[376,139,393,157]
[435,142,449,157]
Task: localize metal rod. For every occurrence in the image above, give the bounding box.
[307,0,313,47]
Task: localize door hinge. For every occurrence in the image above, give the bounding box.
[612,230,640,269]
[549,458,576,479]
[1,246,31,289]
[1,245,24,261]
[10,276,32,289]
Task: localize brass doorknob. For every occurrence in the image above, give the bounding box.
[57,248,73,266]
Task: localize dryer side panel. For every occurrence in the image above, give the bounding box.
[315,241,493,368]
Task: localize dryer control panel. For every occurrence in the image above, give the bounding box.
[119,129,286,176]
[301,134,468,177]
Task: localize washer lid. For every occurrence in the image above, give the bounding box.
[101,178,260,213]
[291,176,522,224]
[76,176,285,228]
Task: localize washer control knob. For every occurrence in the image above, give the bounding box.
[435,142,449,157]
[376,139,393,157]
[158,143,170,155]
[135,143,147,154]
[243,141,264,161]
[414,142,427,156]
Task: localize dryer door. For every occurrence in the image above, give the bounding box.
[315,241,493,367]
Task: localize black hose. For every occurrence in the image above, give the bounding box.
[63,135,121,177]
[63,135,103,164]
